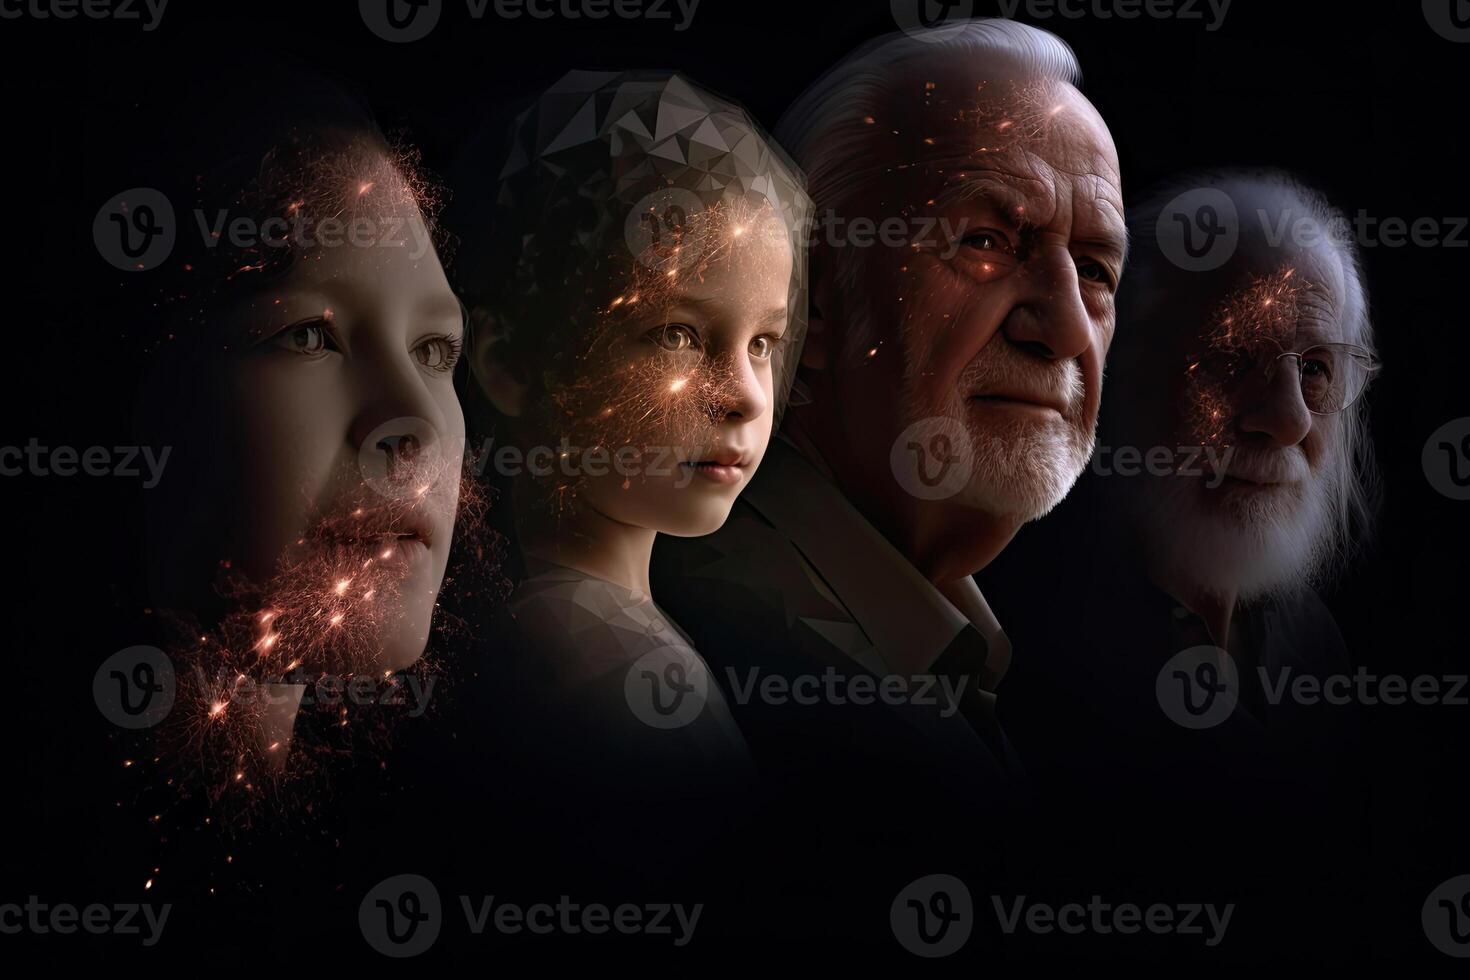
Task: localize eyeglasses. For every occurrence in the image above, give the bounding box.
[1187,342,1381,416]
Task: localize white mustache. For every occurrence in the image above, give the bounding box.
[1224,447,1310,484]
[965,352,1085,416]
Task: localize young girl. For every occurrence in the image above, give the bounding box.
[457,70,810,780]
[115,64,471,790]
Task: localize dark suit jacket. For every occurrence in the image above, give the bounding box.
[651,437,1026,936]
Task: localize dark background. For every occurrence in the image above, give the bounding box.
[4,0,1467,965]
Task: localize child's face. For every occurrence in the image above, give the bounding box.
[160,154,465,674]
[543,201,795,537]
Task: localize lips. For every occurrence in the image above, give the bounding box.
[1220,452,1309,487]
[969,390,1069,415]
[1219,472,1296,491]
[678,448,752,486]
[317,505,438,558]
[689,449,751,468]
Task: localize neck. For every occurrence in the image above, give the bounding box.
[783,414,1020,588]
[516,483,656,594]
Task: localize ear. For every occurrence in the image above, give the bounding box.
[469,309,529,418]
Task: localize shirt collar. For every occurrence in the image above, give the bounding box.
[741,436,1009,687]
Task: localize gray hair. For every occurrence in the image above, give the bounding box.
[774,18,1081,217]
[1116,168,1381,582]
[773,18,1082,367]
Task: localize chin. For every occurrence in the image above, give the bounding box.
[1209,479,1307,527]
[379,622,431,673]
[655,504,736,538]
[599,478,741,539]
[958,427,1092,522]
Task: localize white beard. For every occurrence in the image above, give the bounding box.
[960,410,1095,521]
[882,296,1095,523]
[1134,452,1337,602]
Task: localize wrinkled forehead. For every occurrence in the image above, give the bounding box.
[1227,183,1350,291]
[864,64,1120,202]
[1196,231,1354,351]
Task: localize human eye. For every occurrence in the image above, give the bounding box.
[748,334,780,360]
[951,226,1021,283]
[647,323,700,353]
[413,333,464,374]
[268,317,338,358]
[1075,255,1118,291]
[1299,344,1340,378]
[960,229,1016,254]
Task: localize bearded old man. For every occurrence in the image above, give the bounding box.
[996,168,1379,961]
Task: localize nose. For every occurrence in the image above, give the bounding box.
[1000,242,1093,362]
[1236,357,1313,447]
[366,421,436,483]
[707,348,770,427]
[349,356,451,486]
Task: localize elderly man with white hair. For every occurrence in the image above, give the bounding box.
[651,18,1124,900]
[993,169,1380,957]
[1105,168,1379,707]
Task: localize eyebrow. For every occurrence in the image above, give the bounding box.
[757,305,791,328]
[1076,226,1129,266]
[265,281,464,336]
[1087,198,1130,269]
[661,292,790,328]
[416,290,466,325]
[938,176,1129,269]
[931,173,1033,225]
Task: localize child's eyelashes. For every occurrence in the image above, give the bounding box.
[269,317,338,357]
[749,335,772,360]
[648,322,700,353]
[645,322,784,361]
[414,334,464,373]
[263,317,463,374]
